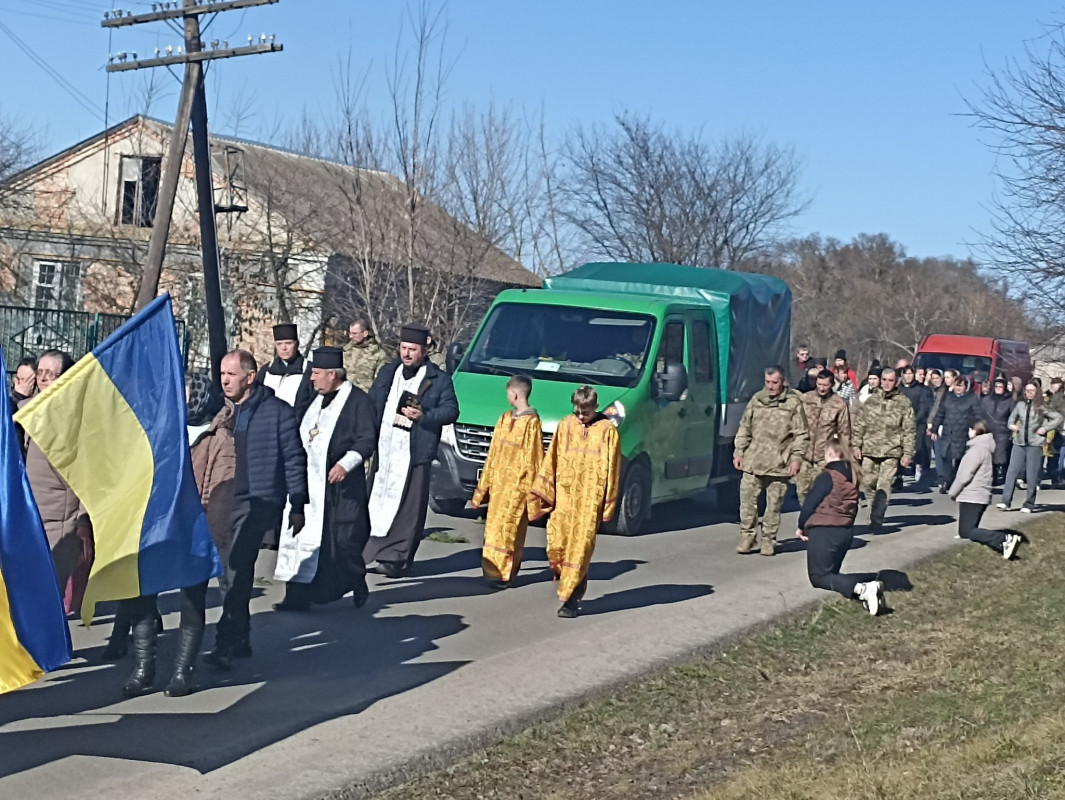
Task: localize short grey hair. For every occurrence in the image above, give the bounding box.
[880,367,897,381]
[332,367,348,381]
[764,365,785,378]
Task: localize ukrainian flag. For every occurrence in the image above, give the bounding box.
[15,294,221,624]
[0,345,72,693]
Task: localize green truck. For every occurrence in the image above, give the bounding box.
[431,262,792,535]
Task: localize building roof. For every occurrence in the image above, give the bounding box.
[4,115,538,288]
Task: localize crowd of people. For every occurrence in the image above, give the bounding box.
[9,327,1063,697]
[781,345,1065,615]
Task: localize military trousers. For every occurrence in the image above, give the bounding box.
[795,459,825,505]
[861,457,899,526]
[739,472,790,543]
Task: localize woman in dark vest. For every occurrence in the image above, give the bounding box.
[796,437,885,616]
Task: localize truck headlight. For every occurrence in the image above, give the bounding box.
[441,423,457,448]
[604,401,626,428]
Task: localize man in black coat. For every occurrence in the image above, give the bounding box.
[931,377,989,493]
[274,347,378,611]
[206,350,308,670]
[363,323,460,578]
[900,365,934,483]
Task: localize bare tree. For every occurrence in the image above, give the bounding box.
[559,113,808,269]
[968,22,1065,324]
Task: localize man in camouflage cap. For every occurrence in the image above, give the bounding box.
[343,318,389,392]
[852,367,915,528]
[797,369,852,503]
[733,366,810,556]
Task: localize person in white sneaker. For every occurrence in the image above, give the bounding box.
[950,421,1022,559]
[1000,381,1064,513]
[797,437,885,616]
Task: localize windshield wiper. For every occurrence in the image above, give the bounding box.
[466,362,518,377]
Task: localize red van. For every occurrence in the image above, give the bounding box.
[913,335,1032,386]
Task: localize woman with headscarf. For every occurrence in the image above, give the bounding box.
[982,376,1014,485]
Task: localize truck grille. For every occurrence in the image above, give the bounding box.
[454,423,553,463]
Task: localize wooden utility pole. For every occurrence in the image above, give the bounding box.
[103,0,282,380]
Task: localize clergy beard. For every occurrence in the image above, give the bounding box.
[402,363,421,380]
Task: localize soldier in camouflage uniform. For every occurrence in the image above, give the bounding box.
[733,366,810,556]
[852,368,915,528]
[343,318,390,392]
[797,369,852,503]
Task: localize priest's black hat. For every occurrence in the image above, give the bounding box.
[273,323,298,341]
[311,346,344,370]
[400,322,430,346]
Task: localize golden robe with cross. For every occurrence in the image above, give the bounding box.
[472,409,544,583]
[530,414,621,602]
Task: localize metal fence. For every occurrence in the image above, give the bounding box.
[0,305,189,374]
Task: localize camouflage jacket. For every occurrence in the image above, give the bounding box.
[343,338,390,392]
[853,387,916,459]
[734,389,810,477]
[801,390,852,464]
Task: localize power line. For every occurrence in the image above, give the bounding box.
[0,20,105,121]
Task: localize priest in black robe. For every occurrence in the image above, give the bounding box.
[273,347,378,610]
[255,323,314,421]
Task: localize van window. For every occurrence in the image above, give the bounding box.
[691,320,713,383]
[912,353,992,380]
[657,321,685,373]
[462,303,656,388]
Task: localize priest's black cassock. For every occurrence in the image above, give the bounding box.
[275,363,378,608]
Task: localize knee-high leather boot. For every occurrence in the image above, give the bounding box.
[122,614,157,697]
[164,622,204,697]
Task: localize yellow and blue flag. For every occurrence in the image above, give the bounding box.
[15,294,221,623]
[0,345,72,693]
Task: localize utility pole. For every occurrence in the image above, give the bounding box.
[103,0,282,381]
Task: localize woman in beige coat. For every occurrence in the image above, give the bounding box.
[22,350,93,615]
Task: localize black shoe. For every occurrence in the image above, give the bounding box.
[352,584,370,609]
[203,645,233,671]
[557,604,579,619]
[938,485,948,494]
[487,579,509,590]
[121,615,157,697]
[100,638,128,662]
[380,561,409,579]
[272,600,311,612]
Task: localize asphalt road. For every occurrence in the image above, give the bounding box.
[1,481,1059,799]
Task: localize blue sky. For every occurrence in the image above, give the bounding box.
[3,1,1064,261]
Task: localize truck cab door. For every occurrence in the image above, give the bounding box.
[682,313,719,485]
[646,317,691,499]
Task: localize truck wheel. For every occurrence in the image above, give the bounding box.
[429,494,468,516]
[603,461,650,536]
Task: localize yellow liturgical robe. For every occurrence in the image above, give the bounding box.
[472,409,544,583]
[530,414,621,602]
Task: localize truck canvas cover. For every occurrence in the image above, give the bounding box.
[543,262,791,404]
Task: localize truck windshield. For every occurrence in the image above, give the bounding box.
[462,303,656,388]
[913,353,993,381]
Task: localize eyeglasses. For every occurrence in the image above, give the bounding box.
[36,369,59,380]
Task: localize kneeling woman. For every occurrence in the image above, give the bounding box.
[796,438,885,616]
[948,420,1021,559]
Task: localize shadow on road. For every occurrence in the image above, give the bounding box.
[582,583,713,615]
[0,603,468,778]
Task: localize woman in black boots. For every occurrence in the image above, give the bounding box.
[121,372,229,698]
[982,376,1014,485]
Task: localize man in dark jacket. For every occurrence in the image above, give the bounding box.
[363,323,460,577]
[900,365,933,483]
[206,350,308,669]
[930,377,988,493]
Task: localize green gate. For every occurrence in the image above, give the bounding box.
[0,305,190,374]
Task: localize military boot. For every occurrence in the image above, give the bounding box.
[736,532,758,554]
[760,537,776,556]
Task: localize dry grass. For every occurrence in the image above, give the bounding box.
[355,514,1065,800]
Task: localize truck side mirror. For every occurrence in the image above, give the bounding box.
[446,342,466,374]
[655,362,688,402]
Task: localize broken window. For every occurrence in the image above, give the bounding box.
[118,155,162,227]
